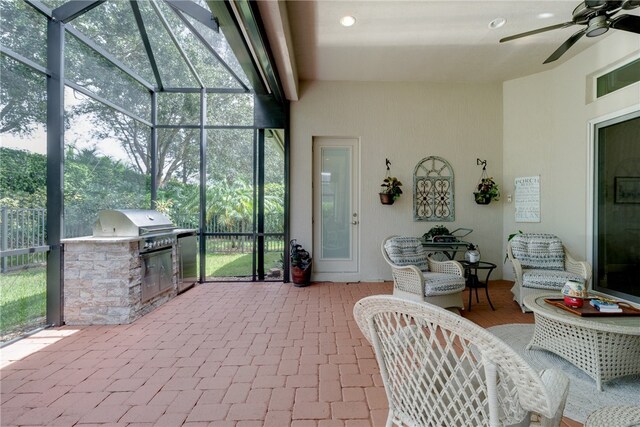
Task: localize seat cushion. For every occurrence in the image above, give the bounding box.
[510,233,565,270]
[384,237,429,271]
[522,269,585,290]
[423,272,466,296]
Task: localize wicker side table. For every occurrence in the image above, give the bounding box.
[523,294,640,391]
[585,405,640,427]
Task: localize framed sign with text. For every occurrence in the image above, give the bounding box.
[515,176,540,222]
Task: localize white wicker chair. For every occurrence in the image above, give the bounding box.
[507,233,592,312]
[381,236,465,311]
[354,295,570,427]
[585,405,640,427]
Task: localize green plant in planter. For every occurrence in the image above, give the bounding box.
[504,230,523,263]
[380,176,403,201]
[290,239,312,286]
[290,241,311,270]
[474,177,500,204]
[423,225,451,241]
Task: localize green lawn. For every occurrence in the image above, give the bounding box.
[204,252,283,277]
[0,267,46,341]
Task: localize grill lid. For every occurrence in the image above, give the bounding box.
[93,209,175,237]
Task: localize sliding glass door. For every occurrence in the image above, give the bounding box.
[593,111,640,303]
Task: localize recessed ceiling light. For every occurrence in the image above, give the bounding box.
[537,12,555,19]
[340,15,356,27]
[488,17,506,29]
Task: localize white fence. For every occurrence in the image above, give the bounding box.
[0,207,48,272]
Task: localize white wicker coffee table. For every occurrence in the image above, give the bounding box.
[523,294,640,391]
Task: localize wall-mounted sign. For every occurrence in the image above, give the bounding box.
[515,176,540,223]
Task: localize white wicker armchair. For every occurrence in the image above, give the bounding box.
[354,295,570,427]
[381,236,465,310]
[507,233,592,312]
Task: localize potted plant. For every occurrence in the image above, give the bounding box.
[380,176,403,205]
[290,239,312,287]
[474,177,500,205]
[422,225,451,241]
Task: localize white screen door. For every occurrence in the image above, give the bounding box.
[313,137,359,273]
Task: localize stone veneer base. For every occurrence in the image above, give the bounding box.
[63,237,177,325]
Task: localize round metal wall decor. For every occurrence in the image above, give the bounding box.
[413,156,455,222]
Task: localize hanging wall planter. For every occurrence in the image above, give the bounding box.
[474,193,492,205]
[379,159,403,205]
[473,159,500,205]
[379,192,395,205]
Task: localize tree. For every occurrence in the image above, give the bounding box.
[0,1,47,135]
[0,148,47,207]
[64,0,252,187]
[2,0,256,187]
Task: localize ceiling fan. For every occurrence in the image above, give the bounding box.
[500,0,640,64]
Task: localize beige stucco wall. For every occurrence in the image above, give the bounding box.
[290,81,503,281]
[289,32,639,284]
[502,31,640,281]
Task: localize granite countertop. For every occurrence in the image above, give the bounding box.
[62,228,197,243]
[62,235,141,243]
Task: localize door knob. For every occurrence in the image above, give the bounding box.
[352,220,359,225]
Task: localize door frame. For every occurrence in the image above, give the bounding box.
[587,105,640,299]
[312,136,361,280]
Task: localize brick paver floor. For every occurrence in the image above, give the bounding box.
[0,280,581,426]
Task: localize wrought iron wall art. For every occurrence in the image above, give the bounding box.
[413,156,455,222]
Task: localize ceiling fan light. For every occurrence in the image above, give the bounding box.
[586,15,609,37]
[340,15,356,27]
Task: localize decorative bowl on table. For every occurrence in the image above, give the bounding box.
[561,280,588,308]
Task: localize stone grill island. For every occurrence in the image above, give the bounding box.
[61,209,189,325]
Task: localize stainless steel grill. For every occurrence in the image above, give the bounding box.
[93,209,175,237]
[93,209,177,302]
[93,209,177,253]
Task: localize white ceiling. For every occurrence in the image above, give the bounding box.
[257,1,640,100]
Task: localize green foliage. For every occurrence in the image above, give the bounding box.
[0,1,47,136]
[423,225,451,241]
[1,1,285,237]
[508,230,523,242]
[474,177,500,203]
[504,230,524,263]
[1,146,283,234]
[380,176,403,199]
[63,146,149,229]
[2,0,257,189]
[290,240,311,269]
[0,148,46,207]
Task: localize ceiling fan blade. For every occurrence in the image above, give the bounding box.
[610,14,640,33]
[500,21,576,43]
[621,0,640,10]
[543,28,588,63]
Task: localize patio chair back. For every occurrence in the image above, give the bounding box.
[354,295,569,427]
